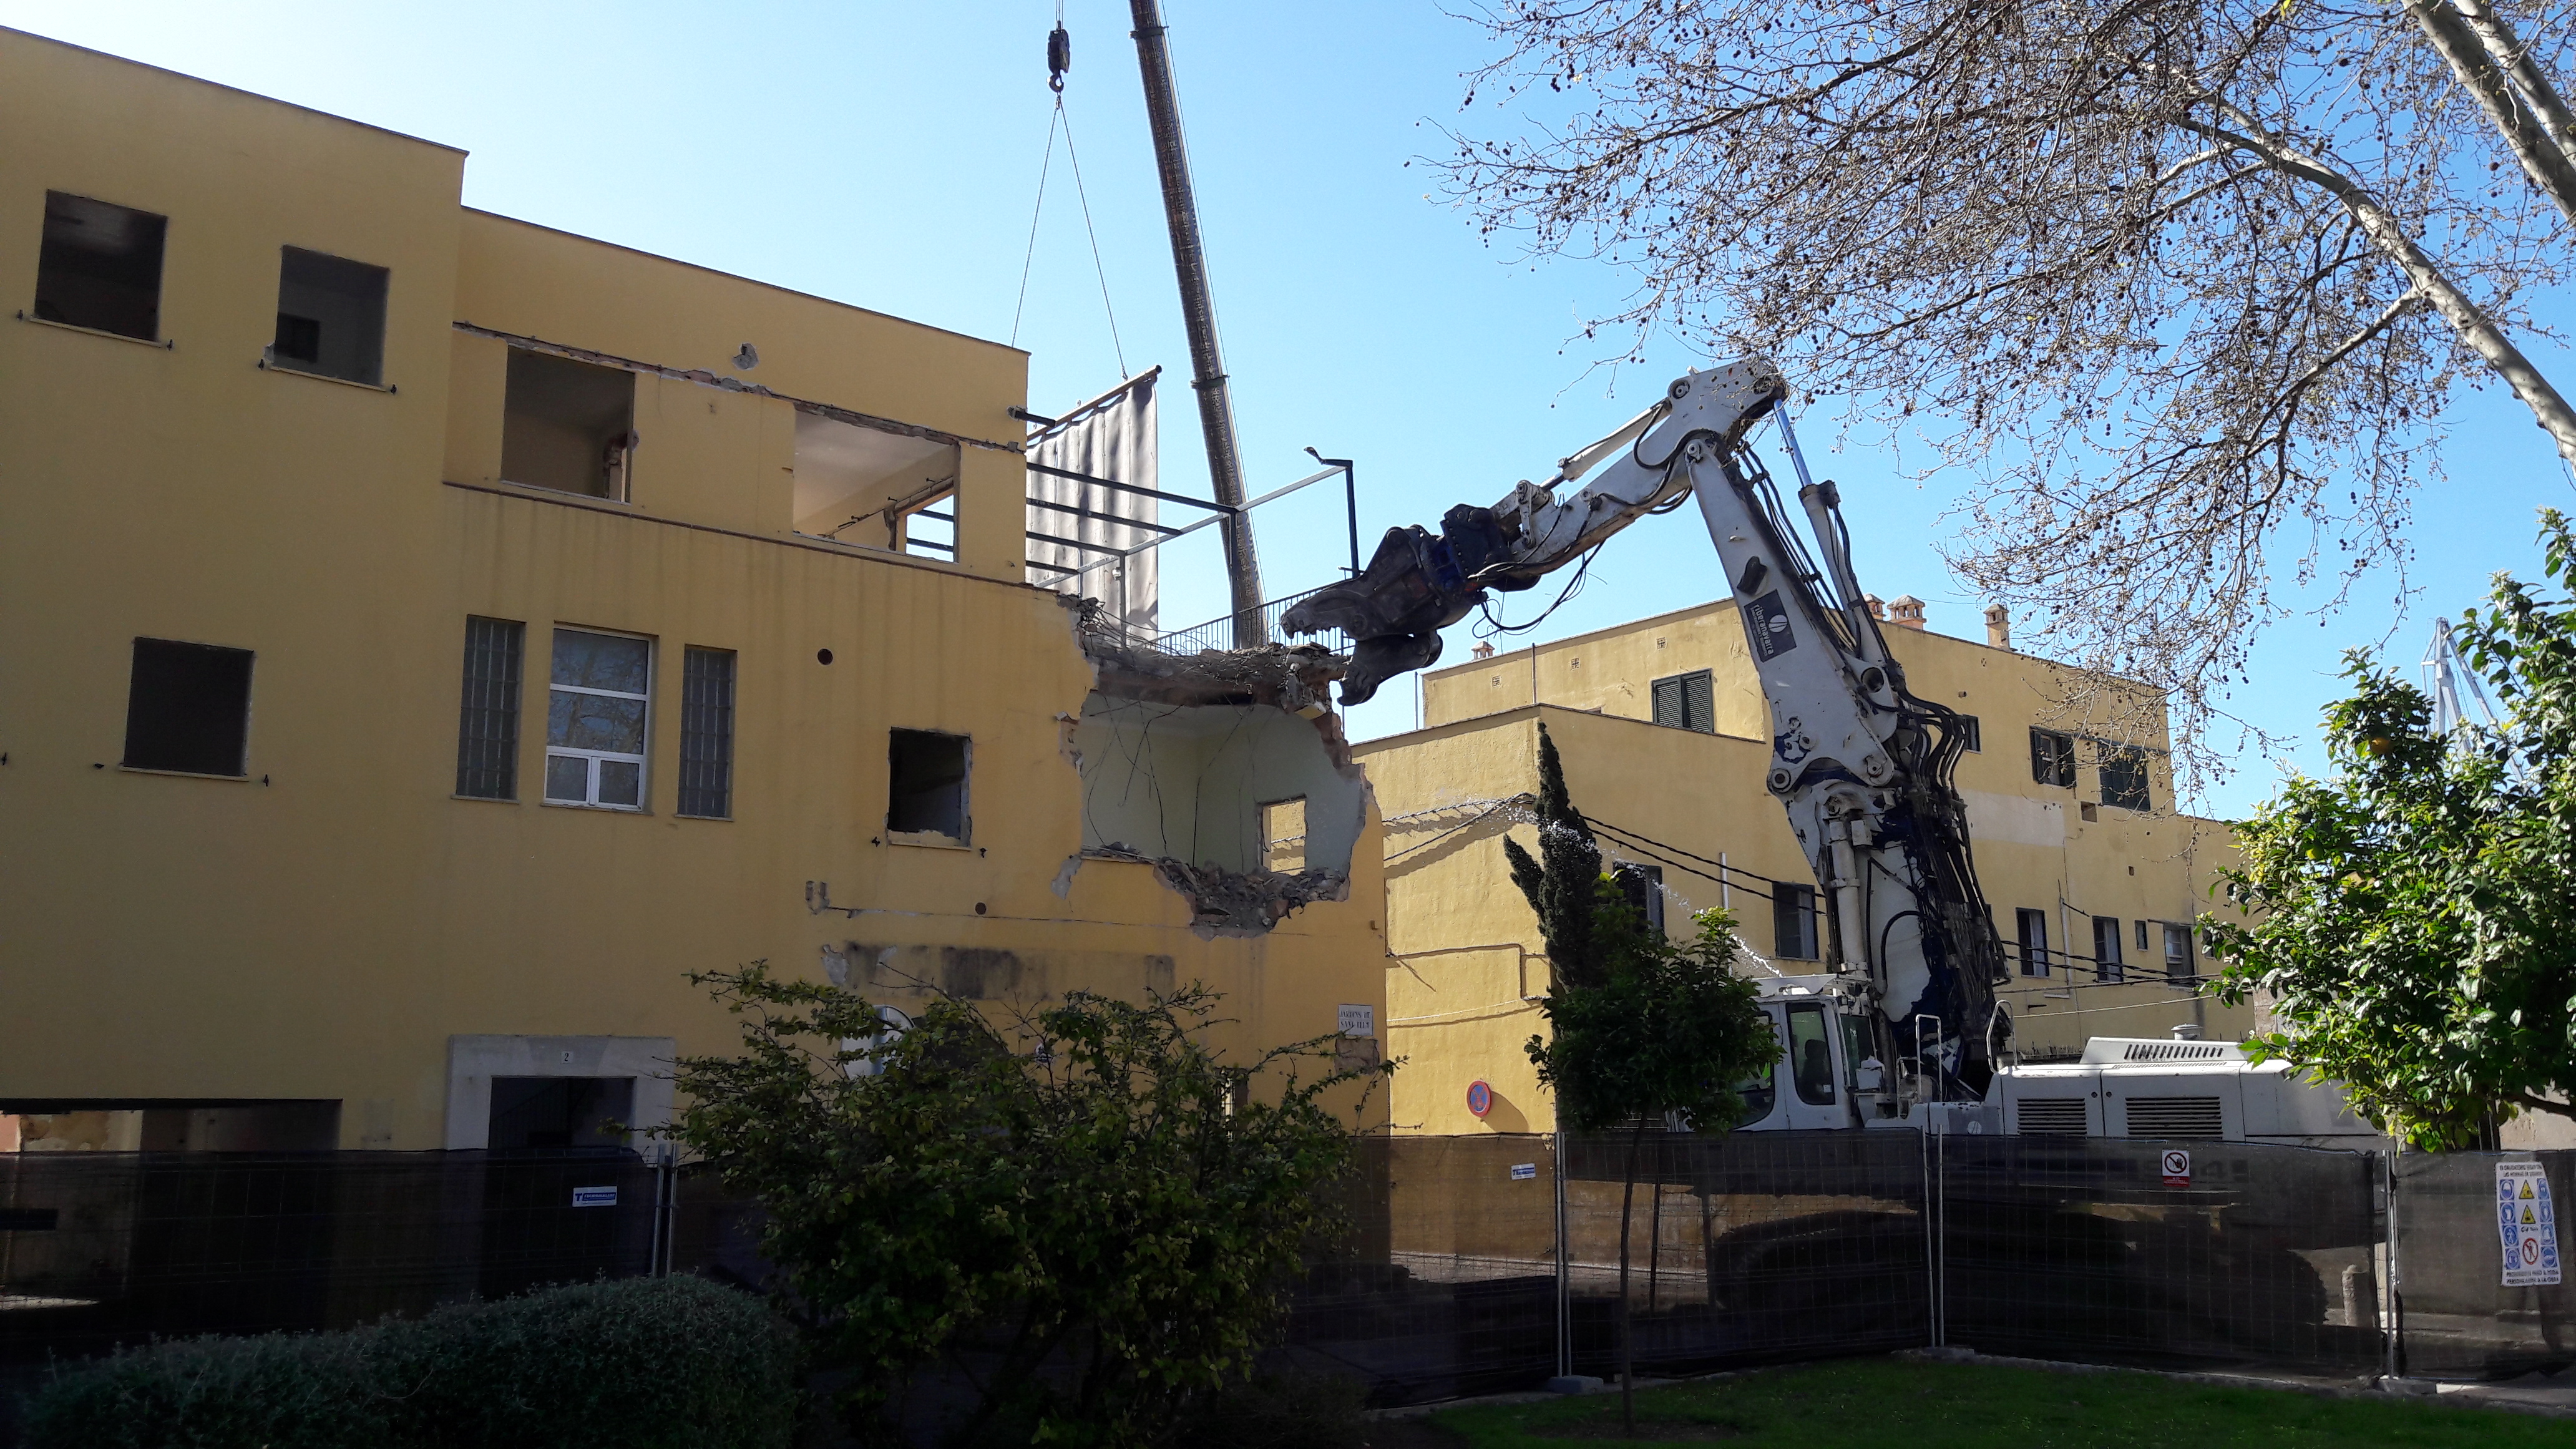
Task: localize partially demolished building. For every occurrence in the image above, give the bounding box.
[1357,597,2250,1136]
[0,31,1388,1155]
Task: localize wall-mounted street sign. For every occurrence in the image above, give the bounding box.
[1466,1080,1493,1118]
[2499,1161,2562,1287]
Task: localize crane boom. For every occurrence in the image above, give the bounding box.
[1284,359,2011,1100]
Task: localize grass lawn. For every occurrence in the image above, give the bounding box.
[1423,1359,2576,1448]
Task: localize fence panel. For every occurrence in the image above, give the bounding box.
[0,1149,657,1365]
[2393,1149,2576,1378]
[1936,1136,2381,1375]
[1275,1134,1558,1405]
[1560,1129,1928,1378]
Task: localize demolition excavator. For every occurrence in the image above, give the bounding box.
[1283,359,2012,1107]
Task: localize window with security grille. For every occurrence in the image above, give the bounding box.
[454,617,524,799]
[2016,907,2052,977]
[545,628,651,810]
[2100,746,2152,811]
[1650,669,1715,733]
[1773,882,1819,960]
[2029,728,2077,787]
[2092,915,2124,983]
[678,647,736,819]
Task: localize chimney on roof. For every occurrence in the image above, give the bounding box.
[1888,595,1927,630]
[1471,640,1495,660]
[1984,603,2011,650]
[1862,593,1887,621]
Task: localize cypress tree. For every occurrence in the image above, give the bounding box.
[1503,723,1609,989]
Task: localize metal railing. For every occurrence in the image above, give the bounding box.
[1150,586,1350,657]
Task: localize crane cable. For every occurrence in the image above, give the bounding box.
[1010,12,1128,376]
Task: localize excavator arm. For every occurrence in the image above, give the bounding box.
[1284,359,2011,1101]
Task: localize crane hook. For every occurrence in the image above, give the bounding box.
[1046,24,1071,92]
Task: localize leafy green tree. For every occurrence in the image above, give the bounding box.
[666,965,1388,1448]
[1510,726,1775,1432]
[2211,510,2576,1149]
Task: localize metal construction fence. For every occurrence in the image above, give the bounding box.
[0,1148,665,1367]
[0,1134,2569,1410]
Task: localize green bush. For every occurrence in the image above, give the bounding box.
[21,1274,799,1449]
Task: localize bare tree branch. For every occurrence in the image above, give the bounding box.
[1440,0,2576,785]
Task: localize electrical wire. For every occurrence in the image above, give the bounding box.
[1579,814,1781,898]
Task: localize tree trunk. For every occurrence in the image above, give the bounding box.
[2450,0,2576,162]
[1647,1180,1664,1312]
[1618,1121,1646,1436]
[2400,0,2576,230]
[2182,107,2576,469]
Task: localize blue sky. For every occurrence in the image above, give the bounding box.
[16,1,2570,817]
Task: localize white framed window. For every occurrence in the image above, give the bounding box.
[545,627,651,810]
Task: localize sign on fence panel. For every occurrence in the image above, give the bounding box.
[1510,1162,1538,1181]
[2160,1149,2192,1188]
[571,1186,618,1208]
[2497,1161,2562,1287]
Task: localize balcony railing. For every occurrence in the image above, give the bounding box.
[1149,586,1351,657]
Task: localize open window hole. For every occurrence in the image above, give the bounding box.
[791,413,959,559]
[271,246,387,384]
[35,191,166,339]
[887,728,968,842]
[502,348,636,499]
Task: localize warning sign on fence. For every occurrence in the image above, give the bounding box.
[2160,1149,2192,1188]
[2497,1161,2562,1288]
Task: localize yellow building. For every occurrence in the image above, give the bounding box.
[1355,595,2247,1136]
[0,30,1388,1154]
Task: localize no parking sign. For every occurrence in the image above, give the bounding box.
[2499,1161,2563,1287]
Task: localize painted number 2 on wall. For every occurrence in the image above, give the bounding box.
[2498,1161,2562,1288]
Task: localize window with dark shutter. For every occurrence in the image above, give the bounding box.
[2100,746,2152,810]
[1651,669,1715,733]
[1955,714,1981,752]
[123,638,254,776]
[2016,908,2052,977]
[455,617,524,799]
[2092,915,2124,982]
[2029,728,2077,787]
[1616,862,1666,934]
[2162,922,2196,982]
[1773,882,1819,959]
[678,647,736,819]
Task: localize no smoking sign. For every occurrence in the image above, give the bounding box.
[2160,1149,2192,1188]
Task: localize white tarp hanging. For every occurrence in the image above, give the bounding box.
[1027,368,1161,635]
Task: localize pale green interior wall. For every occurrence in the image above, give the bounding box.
[1075,694,1363,873]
